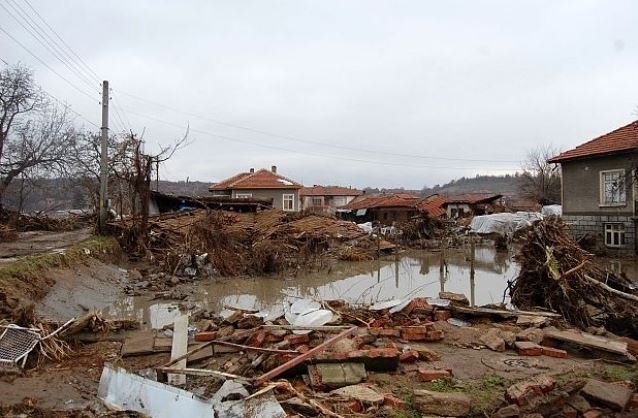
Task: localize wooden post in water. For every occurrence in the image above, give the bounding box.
[470,237,476,307]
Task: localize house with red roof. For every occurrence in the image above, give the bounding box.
[299,185,362,215]
[338,193,447,224]
[441,193,503,218]
[209,166,303,212]
[549,120,638,253]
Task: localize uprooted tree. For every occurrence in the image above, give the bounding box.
[519,144,561,205]
[0,64,76,214]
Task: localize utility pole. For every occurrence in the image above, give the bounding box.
[98,80,109,233]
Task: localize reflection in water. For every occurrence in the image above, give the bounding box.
[107,247,521,329]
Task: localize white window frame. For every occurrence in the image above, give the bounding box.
[311,197,323,207]
[599,169,626,207]
[283,194,295,211]
[235,193,252,199]
[604,223,625,248]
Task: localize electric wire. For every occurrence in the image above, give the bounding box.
[122,106,518,171]
[0,24,98,102]
[116,89,520,164]
[10,0,134,132]
[1,0,98,92]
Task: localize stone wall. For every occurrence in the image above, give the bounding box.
[562,215,635,255]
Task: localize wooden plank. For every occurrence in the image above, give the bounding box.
[451,305,561,318]
[543,327,629,356]
[168,315,189,385]
[121,331,155,357]
[254,326,357,386]
[156,367,250,385]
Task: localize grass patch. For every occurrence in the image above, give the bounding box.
[0,235,120,300]
[428,374,506,414]
[599,364,638,384]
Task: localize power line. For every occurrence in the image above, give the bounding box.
[14,0,134,132]
[22,0,101,82]
[0,24,98,102]
[122,106,519,171]
[116,89,520,164]
[43,89,99,128]
[1,0,98,91]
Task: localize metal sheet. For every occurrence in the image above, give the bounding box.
[98,363,215,417]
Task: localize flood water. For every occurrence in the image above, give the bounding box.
[107,247,520,329]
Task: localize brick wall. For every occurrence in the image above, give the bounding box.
[563,215,635,255]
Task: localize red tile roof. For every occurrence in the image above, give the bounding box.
[418,194,447,218]
[300,185,363,197]
[443,194,502,205]
[549,120,638,163]
[209,168,302,191]
[339,194,420,210]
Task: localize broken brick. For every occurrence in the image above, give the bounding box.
[582,410,603,418]
[417,368,452,381]
[285,333,310,345]
[400,326,431,341]
[296,344,310,353]
[425,330,444,342]
[505,375,556,406]
[383,394,406,409]
[399,350,419,363]
[541,346,567,358]
[246,330,267,347]
[433,310,450,321]
[515,341,543,356]
[193,331,217,342]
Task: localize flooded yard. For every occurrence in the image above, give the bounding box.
[107,247,519,328]
[105,246,638,330]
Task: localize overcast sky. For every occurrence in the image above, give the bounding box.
[2,0,638,189]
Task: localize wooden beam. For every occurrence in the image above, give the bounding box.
[254,326,357,386]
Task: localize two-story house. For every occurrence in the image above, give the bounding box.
[549,120,638,254]
[299,185,362,215]
[208,166,303,212]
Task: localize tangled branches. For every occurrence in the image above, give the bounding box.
[510,216,638,337]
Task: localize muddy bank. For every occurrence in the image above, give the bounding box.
[0,235,122,321]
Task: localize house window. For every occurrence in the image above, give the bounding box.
[311,197,323,207]
[604,223,625,247]
[334,196,347,206]
[283,194,295,211]
[600,170,626,205]
[235,193,252,198]
[451,208,458,218]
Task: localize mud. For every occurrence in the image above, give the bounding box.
[0,228,92,261]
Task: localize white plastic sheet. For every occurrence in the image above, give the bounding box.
[469,212,542,237]
[541,205,562,217]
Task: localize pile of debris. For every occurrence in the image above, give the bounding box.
[511,216,638,338]
[109,209,395,277]
[0,209,94,233]
[101,295,451,417]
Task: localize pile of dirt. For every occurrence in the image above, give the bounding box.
[510,216,638,337]
[109,209,394,277]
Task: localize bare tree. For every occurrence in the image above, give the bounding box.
[520,144,561,205]
[0,64,74,211]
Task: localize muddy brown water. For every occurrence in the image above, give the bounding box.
[102,246,638,330]
[106,247,518,329]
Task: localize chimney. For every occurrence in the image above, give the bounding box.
[271,165,277,173]
[249,168,255,173]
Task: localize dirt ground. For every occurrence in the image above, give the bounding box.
[0,228,92,260]
[1,229,636,417]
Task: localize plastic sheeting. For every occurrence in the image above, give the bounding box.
[541,205,562,217]
[469,212,543,236]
